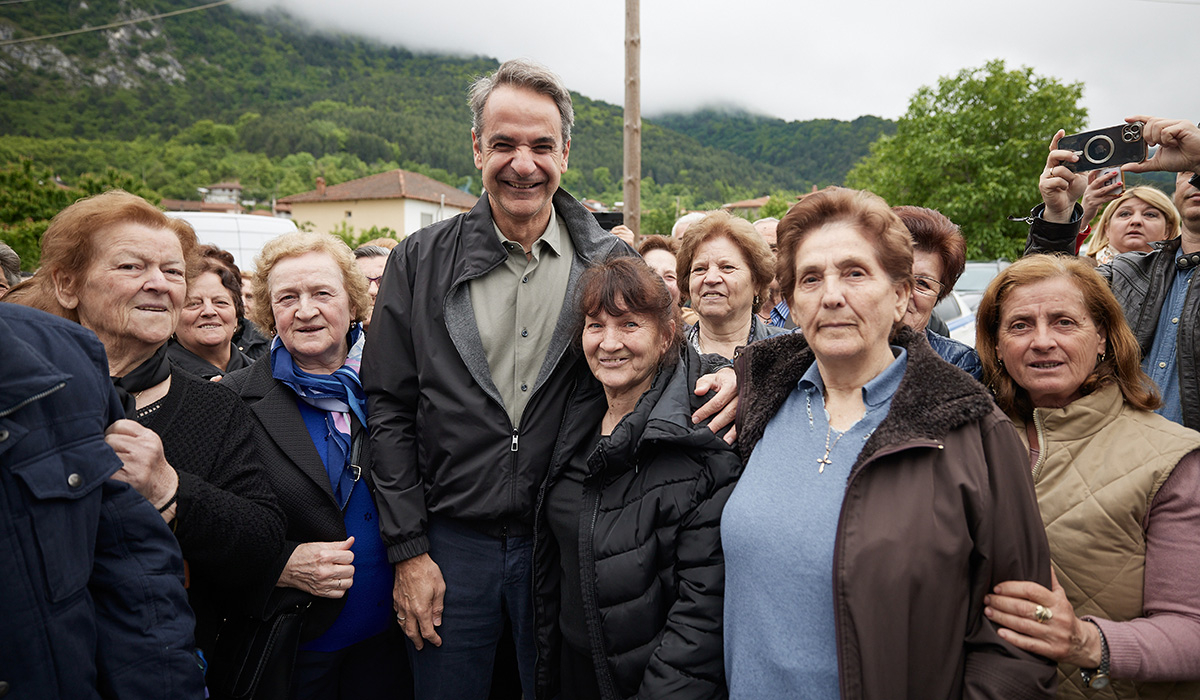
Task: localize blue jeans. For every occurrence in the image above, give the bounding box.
[407,517,535,700]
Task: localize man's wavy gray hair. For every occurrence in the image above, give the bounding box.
[468,59,574,147]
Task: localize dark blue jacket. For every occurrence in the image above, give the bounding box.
[0,303,204,699]
[925,327,983,381]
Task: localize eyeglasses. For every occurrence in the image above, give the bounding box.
[913,275,945,298]
[365,275,383,285]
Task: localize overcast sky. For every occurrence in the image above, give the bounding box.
[239,0,1197,129]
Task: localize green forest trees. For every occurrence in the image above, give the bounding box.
[0,159,159,269]
[845,60,1087,260]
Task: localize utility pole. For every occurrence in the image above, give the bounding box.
[623,0,641,241]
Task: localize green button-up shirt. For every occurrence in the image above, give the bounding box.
[469,207,574,427]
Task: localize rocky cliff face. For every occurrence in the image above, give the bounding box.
[0,10,186,88]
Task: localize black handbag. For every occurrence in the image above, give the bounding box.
[206,599,312,700]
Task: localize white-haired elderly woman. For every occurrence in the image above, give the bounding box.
[222,232,410,699]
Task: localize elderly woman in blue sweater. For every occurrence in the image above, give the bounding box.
[723,187,1055,700]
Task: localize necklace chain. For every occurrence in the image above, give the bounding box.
[818,424,847,473]
[805,389,874,474]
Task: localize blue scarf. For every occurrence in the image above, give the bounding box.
[271,325,367,508]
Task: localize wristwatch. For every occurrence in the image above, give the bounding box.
[1080,620,1111,689]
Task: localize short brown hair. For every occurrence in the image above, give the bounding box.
[776,187,913,310]
[675,210,775,313]
[195,245,245,319]
[892,206,965,302]
[975,254,1159,417]
[5,190,198,322]
[575,256,681,368]
[637,235,678,257]
[250,232,371,337]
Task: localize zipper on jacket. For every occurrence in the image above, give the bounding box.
[0,381,66,419]
[530,378,584,699]
[1030,410,1048,482]
[832,437,941,700]
[510,427,520,518]
[579,464,620,700]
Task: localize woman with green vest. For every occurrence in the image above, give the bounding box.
[976,254,1200,698]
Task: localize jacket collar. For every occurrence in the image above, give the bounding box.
[1012,383,1124,441]
[232,355,342,505]
[737,326,997,465]
[451,188,625,288]
[0,316,72,418]
[443,188,633,419]
[588,348,728,480]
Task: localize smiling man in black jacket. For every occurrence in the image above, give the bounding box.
[362,60,736,699]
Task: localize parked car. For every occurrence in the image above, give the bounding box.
[955,260,1010,311]
[934,290,977,348]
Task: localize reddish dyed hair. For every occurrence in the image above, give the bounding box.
[975,254,1160,418]
[776,187,913,309]
[892,205,966,302]
[4,190,198,322]
[574,256,682,367]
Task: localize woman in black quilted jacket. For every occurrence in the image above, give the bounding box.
[532,256,741,700]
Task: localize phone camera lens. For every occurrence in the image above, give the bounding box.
[1085,135,1114,164]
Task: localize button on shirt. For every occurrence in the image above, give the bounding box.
[470,207,574,427]
[1141,250,1196,426]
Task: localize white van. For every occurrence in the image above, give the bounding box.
[164,212,298,271]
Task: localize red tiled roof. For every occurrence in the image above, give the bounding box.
[279,169,477,209]
[200,202,242,213]
[159,200,243,213]
[721,195,771,210]
[160,198,203,211]
[208,181,242,190]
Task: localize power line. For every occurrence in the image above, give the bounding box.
[0,0,240,47]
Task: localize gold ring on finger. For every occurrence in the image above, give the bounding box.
[1034,605,1053,623]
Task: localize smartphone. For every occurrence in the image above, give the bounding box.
[1059,122,1147,172]
[592,212,623,231]
[1097,166,1124,194]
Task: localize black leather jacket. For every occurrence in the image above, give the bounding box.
[1026,203,1200,430]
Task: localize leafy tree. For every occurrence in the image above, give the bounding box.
[0,159,158,269]
[758,194,793,220]
[845,60,1087,260]
[329,222,402,249]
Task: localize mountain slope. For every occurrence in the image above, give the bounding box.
[0,1,890,200]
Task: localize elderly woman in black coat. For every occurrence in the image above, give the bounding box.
[532,256,741,700]
[222,231,409,700]
[4,190,286,682]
